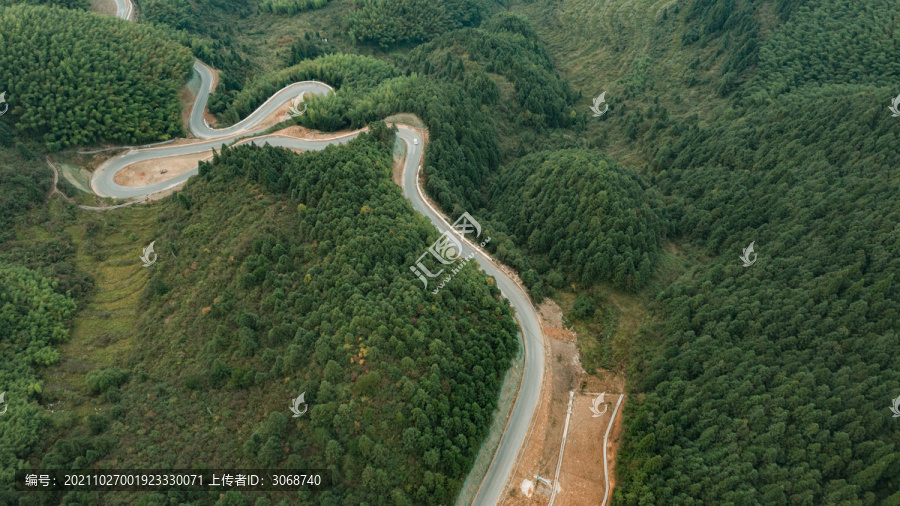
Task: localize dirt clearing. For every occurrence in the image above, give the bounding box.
[272,125,365,141]
[554,377,625,506]
[113,153,210,187]
[252,101,295,132]
[89,0,116,16]
[503,298,625,506]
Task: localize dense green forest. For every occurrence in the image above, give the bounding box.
[0,0,85,8]
[612,0,900,503]
[285,34,334,67]
[137,0,195,31]
[743,1,900,101]
[0,262,75,488]
[258,0,329,15]
[3,0,899,503]
[22,128,519,504]
[485,149,664,293]
[347,0,489,47]
[0,264,77,489]
[0,147,50,240]
[0,4,192,150]
[408,13,577,129]
[618,85,900,504]
[0,144,92,496]
[222,53,400,125]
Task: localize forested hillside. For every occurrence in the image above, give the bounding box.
[0,4,192,150]
[408,13,577,130]
[486,150,665,294]
[0,0,86,9]
[0,147,50,240]
[290,66,501,214]
[28,127,519,504]
[609,0,900,503]
[222,53,400,125]
[228,17,577,217]
[0,264,76,489]
[258,0,329,15]
[618,84,900,504]
[0,177,94,496]
[4,0,899,503]
[0,137,94,498]
[743,1,900,101]
[347,0,489,47]
[137,0,195,30]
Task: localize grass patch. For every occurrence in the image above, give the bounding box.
[506,0,729,167]
[558,239,697,375]
[190,1,357,77]
[43,206,157,404]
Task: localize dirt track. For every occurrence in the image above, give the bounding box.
[504,299,625,506]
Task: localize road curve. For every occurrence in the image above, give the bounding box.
[91,132,357,198]
[95,3,547,504]
[188,61,334,139]
[113,0,132,21]
[401,144,546,506]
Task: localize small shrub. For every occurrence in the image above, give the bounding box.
[209,359,231,388]
[571,293,595,319]
[87,413,110,434]
[85,367,130,395]
[184,375,201,390]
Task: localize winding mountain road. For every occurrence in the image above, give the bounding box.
[93,2,547,504]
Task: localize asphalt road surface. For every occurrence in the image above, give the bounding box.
[94,3,547,503]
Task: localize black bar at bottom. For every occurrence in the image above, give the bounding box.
[13,469,332,491]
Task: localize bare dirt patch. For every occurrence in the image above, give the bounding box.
[554,375,625,506]
[505,300,583,505]
[384,113,426,129]
[504,351,555,504]
[113,153,210,187]
[89,0,116,16]
[254,102,295,131]
[538,299,577,343]
[180,86,196,135]
[504,298,626,505]
[272,125,365,141]
[538,298,566,327]
[203,110,218,128]
[392,156,404,186]
[605,392,625,501]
